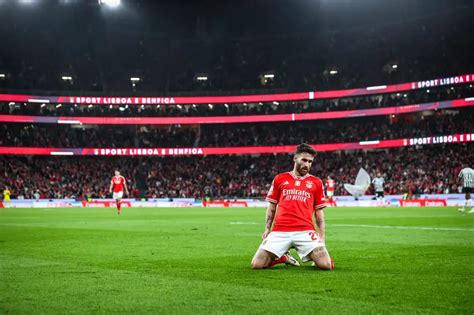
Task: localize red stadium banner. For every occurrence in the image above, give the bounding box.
[0,74,472,105]
[0,98,472,125]
[0,133,472,156]
[399,199,447,207]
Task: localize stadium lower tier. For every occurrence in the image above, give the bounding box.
[1,143,471,200]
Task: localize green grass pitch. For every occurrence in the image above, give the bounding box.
[0,206,473,314]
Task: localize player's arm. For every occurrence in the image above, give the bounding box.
[315,209,326,242]
[109,180,113,193]
[262,202,277,239]
[123,178,129,196]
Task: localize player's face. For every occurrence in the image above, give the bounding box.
[115,171,120,176]
[294,153,314,176]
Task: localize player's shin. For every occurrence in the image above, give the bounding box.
[269,255,287,267]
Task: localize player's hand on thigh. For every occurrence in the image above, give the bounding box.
[309,246,333,270]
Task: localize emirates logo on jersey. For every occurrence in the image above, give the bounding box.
[295,181,301,186]
[306,181,313,189]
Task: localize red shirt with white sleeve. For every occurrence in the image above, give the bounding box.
[266,171,327,232]
[111,175,126,193]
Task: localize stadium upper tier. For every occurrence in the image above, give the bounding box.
[1,108,472,154]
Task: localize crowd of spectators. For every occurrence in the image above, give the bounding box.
[1,109,472,148]
[1,143,471,200]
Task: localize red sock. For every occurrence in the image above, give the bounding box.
[270,255,287,267]
[117,202,121,214]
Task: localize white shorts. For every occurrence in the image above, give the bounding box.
[112,191,123,200]
[259,230,325,262]
[326,190,334,198]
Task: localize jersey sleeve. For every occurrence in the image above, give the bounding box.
[314,179,327,210]
[265,175,281,204]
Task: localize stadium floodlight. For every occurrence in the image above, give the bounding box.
[61,76,73,81]
[196,76,208,81]
[329,70,338,75]
[0,73,5,78]
[98,0,120,7]
[392,64,398,69]
[263,74,275,79]
[130,77,141,82]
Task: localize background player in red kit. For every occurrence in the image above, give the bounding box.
[109,170,129,215]
[325,175,335,202]
[251,143,334,270]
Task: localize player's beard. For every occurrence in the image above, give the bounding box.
[295,163,309,176]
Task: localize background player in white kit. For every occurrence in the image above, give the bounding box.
[251,143,334,270]
[457,165,473,213]
[109,170,129,216]
[372,172,385,202]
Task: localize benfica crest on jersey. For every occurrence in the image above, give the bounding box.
[295,180,301,186]
[306,181,313,189]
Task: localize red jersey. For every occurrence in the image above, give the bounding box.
[111,175,126,193]
[266,171,327,232]
[325,179,335,192]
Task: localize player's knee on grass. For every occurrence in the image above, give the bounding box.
[251,250,275,269]
[309,247,333,270]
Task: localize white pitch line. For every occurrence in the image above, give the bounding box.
[230,222,257,225]
[331,224,473,232]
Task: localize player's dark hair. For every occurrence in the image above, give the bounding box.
[295,143,317,156]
